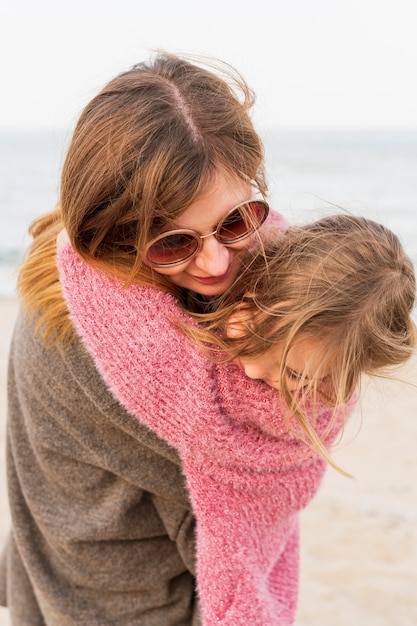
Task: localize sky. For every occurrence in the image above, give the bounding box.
[1,0,416,131]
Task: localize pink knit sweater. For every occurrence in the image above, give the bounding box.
[57,232,350,625]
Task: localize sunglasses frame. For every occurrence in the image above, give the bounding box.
[143,199,270,268]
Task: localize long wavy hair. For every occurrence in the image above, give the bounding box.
[18,52,267,344]
[184,215,417,470]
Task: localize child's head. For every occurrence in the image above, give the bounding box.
[193,214,416,462]
[226,214,416,394]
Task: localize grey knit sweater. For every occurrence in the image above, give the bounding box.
[0,311,199,625]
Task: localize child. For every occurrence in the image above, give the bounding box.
[187,213,417,470]
[56,213,415,625]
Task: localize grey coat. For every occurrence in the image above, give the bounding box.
[0,312,199,625]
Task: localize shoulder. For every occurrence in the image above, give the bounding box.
[57,234,188,317]
[10,309,185,468]
[265,208,290,231]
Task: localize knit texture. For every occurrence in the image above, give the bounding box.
[57,231,351,625]
[2,310,199,625]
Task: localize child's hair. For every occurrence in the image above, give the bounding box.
[17,52,266,345]
[186,215,417,468]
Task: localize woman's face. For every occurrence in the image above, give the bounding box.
[152,171,255,296]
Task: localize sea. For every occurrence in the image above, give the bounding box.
[0,128,416,298]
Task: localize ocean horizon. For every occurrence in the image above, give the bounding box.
[1,128,416,297]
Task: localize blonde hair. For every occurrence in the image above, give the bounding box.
[18,52,267,344]
[186,215,417,470]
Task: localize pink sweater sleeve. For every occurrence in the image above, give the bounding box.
[56,237,243,448]
[266,208,290,230]
[56,234,345,625]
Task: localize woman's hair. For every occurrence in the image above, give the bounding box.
[186,215,417,469]
[18,52,266,344]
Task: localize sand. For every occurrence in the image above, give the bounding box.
[0,296,416,625]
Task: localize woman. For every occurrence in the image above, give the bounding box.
[0,53,289,625]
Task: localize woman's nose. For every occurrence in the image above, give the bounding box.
[193,236,230,275]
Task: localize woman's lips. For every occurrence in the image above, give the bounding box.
[189,271,230,285]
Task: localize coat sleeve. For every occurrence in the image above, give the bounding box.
[5,309,199,625]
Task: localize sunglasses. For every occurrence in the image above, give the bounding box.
[144,199,269,268]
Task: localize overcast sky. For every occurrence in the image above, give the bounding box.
[1,0,416,131]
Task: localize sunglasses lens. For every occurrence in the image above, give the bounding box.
[145,200,269,267]
[218,200,269,243]
[146,232,199,267]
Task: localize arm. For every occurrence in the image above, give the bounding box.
[56,232,272,452]
[182,456,323,625]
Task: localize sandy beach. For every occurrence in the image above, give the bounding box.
[0,296,416,625]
